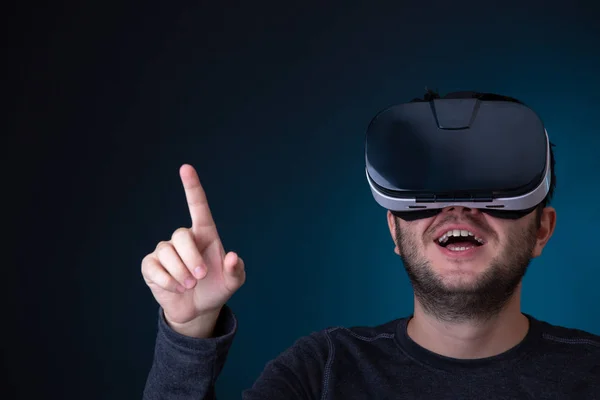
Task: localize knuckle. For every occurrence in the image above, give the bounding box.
[155,241,172,255]
[142,256,160,277]
[171,227,190,241]
[141,254,152,272]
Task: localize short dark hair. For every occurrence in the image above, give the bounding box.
[410,88,556,210]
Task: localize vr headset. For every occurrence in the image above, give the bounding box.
[365,92,552,221]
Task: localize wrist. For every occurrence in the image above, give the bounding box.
[164,308,222,339]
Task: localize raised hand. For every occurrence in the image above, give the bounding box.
[141,164,246,338]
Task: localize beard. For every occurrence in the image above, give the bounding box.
[395,215,539,324]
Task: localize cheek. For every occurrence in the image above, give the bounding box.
[395,222,429,252]
[413,219,436,240]
[485,218,535,249]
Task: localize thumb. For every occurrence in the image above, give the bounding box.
[223,251,246,290]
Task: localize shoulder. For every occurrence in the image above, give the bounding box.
[323,318,402,342]
[532,315,600,354]
[286,317,404,357]
[285,317,403,346]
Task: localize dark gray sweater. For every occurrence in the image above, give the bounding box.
[143,306,600,399]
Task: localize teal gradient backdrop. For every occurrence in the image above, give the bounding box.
[127,5,600,399]
[8,1,600,399]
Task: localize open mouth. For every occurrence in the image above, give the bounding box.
[435,229,486,252]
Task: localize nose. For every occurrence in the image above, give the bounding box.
[441,205,482,215]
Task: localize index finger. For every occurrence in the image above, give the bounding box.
[179,164,216,231]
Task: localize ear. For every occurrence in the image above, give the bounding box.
[531,207,557,258]
[387,211,401,255]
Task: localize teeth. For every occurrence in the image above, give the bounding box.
[447,245,474,251]
[437,229,485,244]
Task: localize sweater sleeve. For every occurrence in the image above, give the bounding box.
[143,305,237,400]
[144,305,329,400]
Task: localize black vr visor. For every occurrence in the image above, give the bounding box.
[365,95,552,221]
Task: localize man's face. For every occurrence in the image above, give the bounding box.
[388,206,555,323]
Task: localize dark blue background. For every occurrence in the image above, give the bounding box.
[7,1,600,399]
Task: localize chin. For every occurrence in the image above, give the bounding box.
[437,271,486,291]
[426,249,494,287]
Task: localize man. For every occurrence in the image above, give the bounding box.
[141,91,600,399]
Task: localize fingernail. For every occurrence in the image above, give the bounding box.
[184,278,195,288]
[194,266,204,278]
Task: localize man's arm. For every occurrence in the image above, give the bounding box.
[143,305,328,400]
[143,306,236,400]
